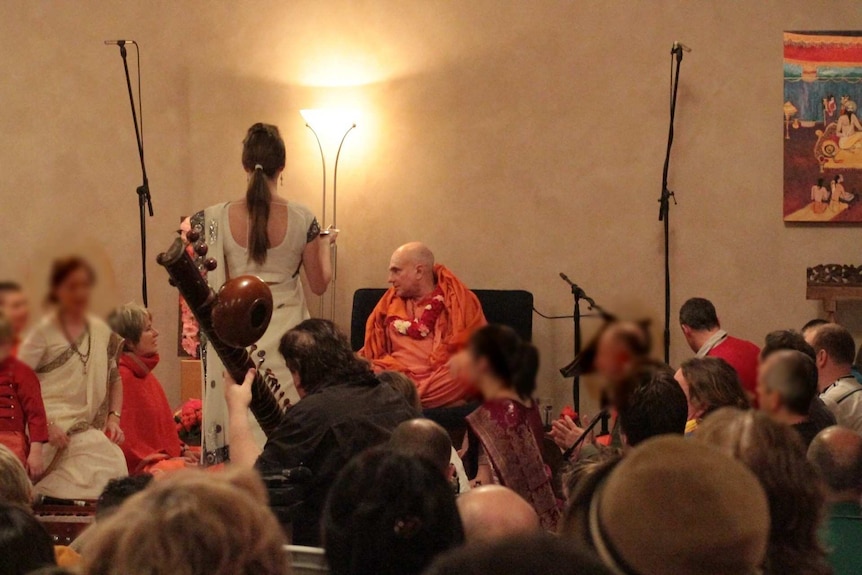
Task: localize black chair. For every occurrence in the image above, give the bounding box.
[350,288,534,351]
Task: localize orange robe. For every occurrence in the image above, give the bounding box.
[360,265,486,408]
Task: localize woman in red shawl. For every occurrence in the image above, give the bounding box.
[462,325,560,531]
[107,304,185,473]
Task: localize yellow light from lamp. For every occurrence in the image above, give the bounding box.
[300,108,357,145]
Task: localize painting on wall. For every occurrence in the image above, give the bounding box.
[784,31,862,222]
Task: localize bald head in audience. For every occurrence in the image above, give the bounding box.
[457,485,540,543]
[389,419,452,476]
[594,321,650,385]
[808,426,862,503]
[388,242,437,299]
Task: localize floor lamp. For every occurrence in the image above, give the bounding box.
[300,109,357,321]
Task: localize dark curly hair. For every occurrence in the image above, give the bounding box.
[323,449,464,575]
[278,319,376,395]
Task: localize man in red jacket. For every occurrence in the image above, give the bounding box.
[679,297,761,399]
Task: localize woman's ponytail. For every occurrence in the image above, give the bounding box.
[246,164,272,265]
[511,342,539,400]
[241,123,287,266]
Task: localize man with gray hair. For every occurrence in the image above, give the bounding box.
[805,323,862,432]
[756,349,828,446]
[808,426,862,575]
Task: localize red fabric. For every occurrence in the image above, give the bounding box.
[118,353,181,473]
[0,356,48,443]
[707,336,761,397]
[360,264,487,371]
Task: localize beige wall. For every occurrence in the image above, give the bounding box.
[2,1,861,416]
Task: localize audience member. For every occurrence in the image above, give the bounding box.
[462,325,560,530]
[551,321,650,454]
[323,449,463,575]
[696,408,831,575]
[679,297,760,397]
[456,485,539,543]
[802,318,830,336]
[81,469,287,575]
[70,474,155,554]
[18,257,127,499]
[0,317,46,479]
[674,356,748,434]
[389,418,452,476]
[424,534,612,575]
[0,444,32,507]
[107,303,184,473]
[382,373,470,493]
[559,452,623,541]
[225,319,418,545]
[805,323,862,431]
[808,426,862,575]
[616,361,687,446]
[0,503,57,575]
[757,349,828,446]
[0,282,29,355]
[761,329,837,432]
[572,435,769,575]
[360,242,487,408]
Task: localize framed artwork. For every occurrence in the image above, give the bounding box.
[784,31,862,222]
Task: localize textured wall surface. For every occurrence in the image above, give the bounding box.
[1,1,861,416]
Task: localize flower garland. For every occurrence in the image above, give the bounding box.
[390,288,446,339]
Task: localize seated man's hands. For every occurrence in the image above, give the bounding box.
[224,368,255,414]
[548,415,586,451]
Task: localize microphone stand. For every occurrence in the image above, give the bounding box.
[110,41,154,306]
[657,43,686,364]
[559,274,611,435]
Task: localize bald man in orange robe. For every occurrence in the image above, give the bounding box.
[360,243,486,408]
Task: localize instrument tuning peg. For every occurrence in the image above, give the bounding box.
[203,258,218,271]
[168,278,176,287]
[187,230,200,243]
[195,243,209,257]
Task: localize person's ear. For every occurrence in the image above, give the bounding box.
[681,324,691,336]
[817,349,828,368]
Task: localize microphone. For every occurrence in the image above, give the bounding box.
[104,40,132,46]
[672,41,692,53]
[559,272,575,287]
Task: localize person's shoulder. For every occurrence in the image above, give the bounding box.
[288,201,315,220]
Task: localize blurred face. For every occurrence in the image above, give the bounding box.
[594,333,628,384]
[388,252,423,299]
[463,349,500,399]
[0,291,29,336]
[54,267,93,317]
[130,314,159,357]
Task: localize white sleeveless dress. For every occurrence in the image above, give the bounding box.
[191,201,319,464]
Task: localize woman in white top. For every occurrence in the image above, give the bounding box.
[187,123,336,464]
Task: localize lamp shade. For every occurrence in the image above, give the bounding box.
[300,108,356,138]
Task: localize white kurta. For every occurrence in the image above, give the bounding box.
[18,314,128,499]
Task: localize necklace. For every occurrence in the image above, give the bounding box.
[61,316,92,375]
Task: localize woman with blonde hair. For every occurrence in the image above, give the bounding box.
[0,443,32,507]
[107,303,185,473]
[81,469,289,575]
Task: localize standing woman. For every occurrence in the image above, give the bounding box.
[18,257,127,499]
[186,123,336,464]
[463,325,561,531]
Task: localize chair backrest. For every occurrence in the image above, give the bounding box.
[350,288,534,351]
[286,545,329,574]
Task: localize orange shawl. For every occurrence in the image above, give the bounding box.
[361,265,486,371]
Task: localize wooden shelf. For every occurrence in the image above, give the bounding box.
[806,285,862,322]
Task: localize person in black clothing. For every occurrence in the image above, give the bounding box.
[760,331,836,438]
[756,349,827,446]
[225,319,419,545]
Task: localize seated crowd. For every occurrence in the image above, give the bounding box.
[3,253,862,575]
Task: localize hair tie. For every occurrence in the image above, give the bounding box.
[254,164,264,171]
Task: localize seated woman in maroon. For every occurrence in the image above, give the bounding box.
[108,304,182,473]
[462,325,560,531]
